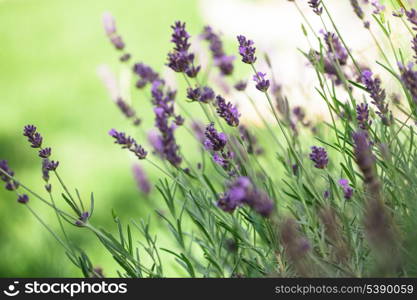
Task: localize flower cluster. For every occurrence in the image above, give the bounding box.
[186,86,215,103]
[217,176,274,217]
[150,80,183,167]
[109,129,147,159]
[253,72,270,92]
[323,32,348,66]
[167,21,200,78]
[338,179,354,200]
[237,35,256,64]
[361,70,390,125]
[309,146,329,169]
[201,26,235,75]
[204,123,233,171]
[399,63,417,104]
[356,103,371,130]
[133,63,159,89]
[308,0,323,16]
[215,96,240,127]
[0,160,28,204]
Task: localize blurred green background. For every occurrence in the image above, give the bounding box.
[0,0,207,277]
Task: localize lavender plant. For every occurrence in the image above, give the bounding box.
[3,0,417,278]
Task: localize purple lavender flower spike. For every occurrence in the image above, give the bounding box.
[361,70,390,125]
[201,26,235,75]
[216,96,240,127]
[116,98,136,119]
[406,9,417,30]
[253,72,270,92]
[338,178,354,200]
[23,125,43,148]
[109,129,147,160]
[217,177,274,217]
[237,35,256,64]
[356,103,371,130]
[132,164,151,195]
[102,12,127,52]
[17,194,29,204]
[45,160,59,171]
[350,0,364,20]
[133,63,159,89]
[204,123,227,151]
[323,32,348,66]
[167,21,200,78]
[308,0,323,15]
[309,146,329,169]
[399,62,417,104]
[371,0,385,15]
[186,86,215,103]
[352,130,375,184]
[0,160,19,191]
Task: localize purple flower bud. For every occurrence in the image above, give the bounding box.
[309,146,329,169]
[133,63,159,88]
[38,147,51,159]
[0,160,19,191]
[75,212,90,227]
[234,80,247,91]
[350,0,364,20]
[102,12,116,36]
[308,0,323,15]
[17,194,29,204]
[237,35,256,64]
[338,178,354,199]
[253,72,270,92]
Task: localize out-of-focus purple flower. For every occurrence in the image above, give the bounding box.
[361,70,390,125]
[308,50,345,85]
[217,176,274,217]
[186,86,215,103]
[234,80,247,91]
[371,0,385,15]
[338,178,354,199]
[350,0,364,19]
[308,0,323,15]
[116,98,136,119]
[352,130,375,184]
[356,103,372,130]
[133,63,159,89]
[191,121,206,143]
[393,8,405,18]
[237,35,256,64]
[216,96,240,127]
[167,21,200,78]
[109,129,147,159]
[239,125,263,155]
[309,146,329,169]
[253,72,270,92]
[147,130,164,155]
[102,12,128,56]
[399,62,417,104]
[151,80,183,167]
[406,9,417,30]
[323,190,330,199]
[201,26,235,75]
[17,194,29,204]
[23,125,43,148]
[132,164,151,195]
[293,106,306,122]
[323,32,348,66]
[0,160,19,191]
[204,122,227,151]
